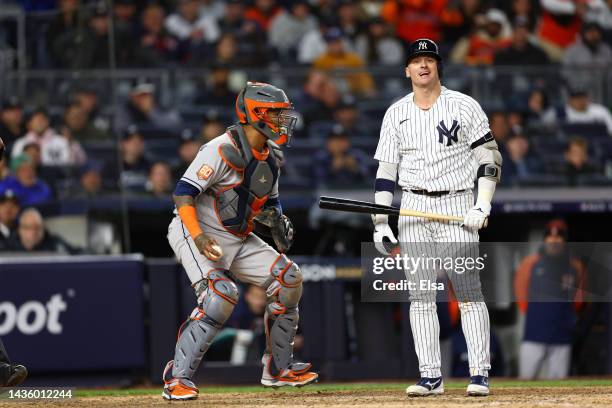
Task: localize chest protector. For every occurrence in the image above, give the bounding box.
[213,125,281,236]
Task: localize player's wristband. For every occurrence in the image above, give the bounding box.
[178,205,203,240]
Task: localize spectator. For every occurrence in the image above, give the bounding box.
[268,1,317,60]
[514,219,586,379]
[381,0,447,44]
[46,0,89,68]
[22,143,42,169]
[313,127,370,187]
[201,117,226,143]
[494,17,550,65]
[136,3,180,66]
[173,129,201,181]
[0,155,52,206]
[442,0,486,42]
[115,81,182,134]
[84,3,137,68]
[313,27,375,96]
[59,125,87,167]
[11,109,72,166]
[501,130,543,186]
[73,161,104,198]
[5,208,82,254]
[0,97,24,152]
[506,0,540,31]
[450,8,512,65]
[355,17,405,65]
[298,18,338,64]
[490,111,511,143]
[537,0,585,60]
[332,94,371,138]
[194,63,235,106]
[244,0,282,32]
[542,85,612,135]
[303,75,342,125]
[562,22,612,77]
[146,161,173,198]
[585,0,612,40]
[298,69,331,112]
[209,33,246,66]
[336,0,365,48]
[218,0,266,59]
[61,102,107,142]
[525,88,550,125]
[113,0,137,26]
[71,85,110,133]
[199,0,226,21]
[562,137,601,185]
[104,126,152,192]
[165,0,220,46]
[0,190,20,249]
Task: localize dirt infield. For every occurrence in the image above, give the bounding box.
[2,385,612,408]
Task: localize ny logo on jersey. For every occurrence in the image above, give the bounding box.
[418,41,428,50]
[436,119,460,146]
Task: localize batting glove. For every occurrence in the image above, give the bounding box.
[372,215,398,255]
[461,202,491,230]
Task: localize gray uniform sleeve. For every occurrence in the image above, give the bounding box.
[180,142,228,193]
[374,107,400,164]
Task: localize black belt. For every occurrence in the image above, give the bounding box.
[409,189,466,197]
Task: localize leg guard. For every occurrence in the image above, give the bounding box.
[265,254,303,376]
[172,269,238,379]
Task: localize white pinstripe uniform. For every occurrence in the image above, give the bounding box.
[374,86,491,378]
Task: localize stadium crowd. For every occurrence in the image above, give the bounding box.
[0,0,611,253]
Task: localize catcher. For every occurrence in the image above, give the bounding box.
[163,82,318,400]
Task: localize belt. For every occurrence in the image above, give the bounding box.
[409,189,466,197]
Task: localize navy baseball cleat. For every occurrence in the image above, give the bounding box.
[406,377,444,396]
[0,363,28,387]
[466,375,489,396]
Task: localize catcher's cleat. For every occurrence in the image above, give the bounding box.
[0,363,28,387]
[406,377,444,396]
[261,353,312,375]
[466,375,489,396]
[161,360,198,400]
[260,355,318,388]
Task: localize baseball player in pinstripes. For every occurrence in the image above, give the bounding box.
[162,82,318,400]
[372,39,502,397]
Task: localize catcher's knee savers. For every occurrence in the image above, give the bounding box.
[172,269,239,379]
[265,254,303,374]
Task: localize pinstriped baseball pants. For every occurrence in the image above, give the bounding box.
[398,190,491,378]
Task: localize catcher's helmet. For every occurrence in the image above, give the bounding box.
[406,38,443,77]
[235,82,297,146]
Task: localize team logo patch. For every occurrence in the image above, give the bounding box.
[436,119,460,146]
[197,164,214,180]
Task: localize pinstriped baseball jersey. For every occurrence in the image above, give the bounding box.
[374,86,491,192]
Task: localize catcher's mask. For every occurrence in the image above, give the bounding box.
[235,81,298,146]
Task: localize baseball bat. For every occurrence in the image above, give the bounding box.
[318,196,464,223]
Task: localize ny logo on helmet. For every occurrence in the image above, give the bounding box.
[436,119,460,146]
[418,41,428,50]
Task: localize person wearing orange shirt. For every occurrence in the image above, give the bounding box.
[313,27,375,96]
[244,0,281,31]
[381,0,448,44]
[450,8,512,65]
